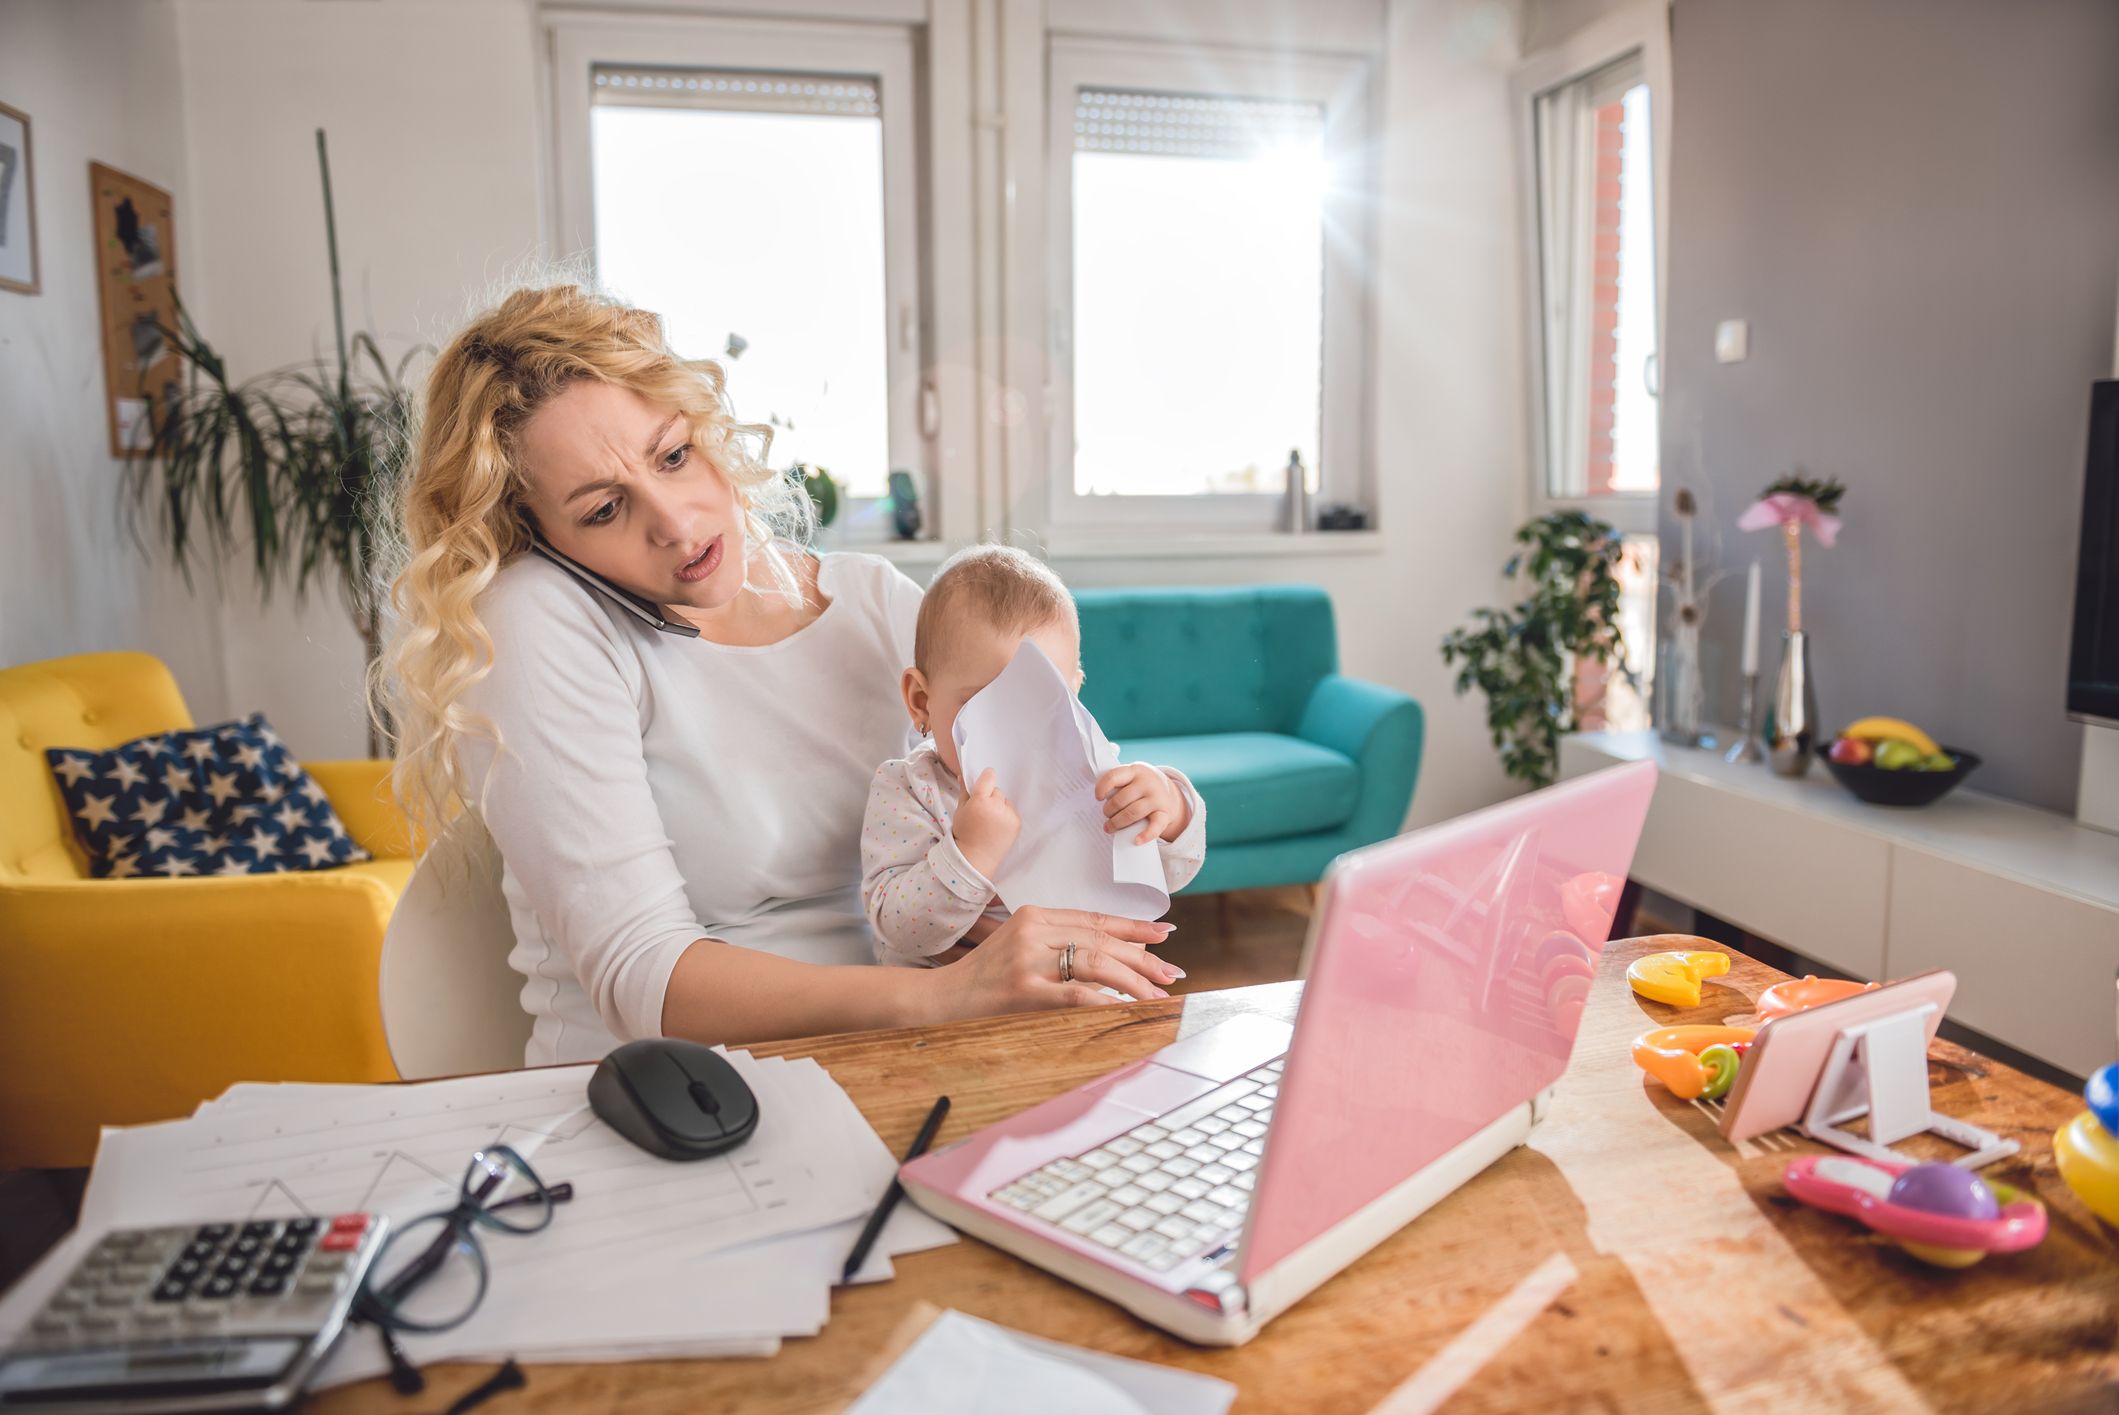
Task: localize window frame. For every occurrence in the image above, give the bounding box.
[1512,5,1673,538]
[549,12,928,540]
[1043,36,1377,534]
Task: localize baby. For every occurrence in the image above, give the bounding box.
[862,545,1206,965]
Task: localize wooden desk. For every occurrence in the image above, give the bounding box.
[313,938,2119,1414]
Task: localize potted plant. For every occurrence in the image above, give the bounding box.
[122,130,415,756]
[788,462,840,528]
[1440,510,1632,787]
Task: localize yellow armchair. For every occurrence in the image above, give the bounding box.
[0,652,407,1169]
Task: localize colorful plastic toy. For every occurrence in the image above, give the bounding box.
[1783,1154,2046,1268]
[2053,1063,2119,1228]
[1696,1043,1742,1101]
[1559,872,1624,945]
[1626,950,1730,1008]
[1540,950,1594,995]
[1631,1024,1756,1100]
[1534,929,1595,977]
[1530,932,1596,1033]
[2088,1061,2119,1137]
[1754,974,1879,1021]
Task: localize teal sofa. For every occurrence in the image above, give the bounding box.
[1074,586,1424,895]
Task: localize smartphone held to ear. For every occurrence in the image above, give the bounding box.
[528,533,700,638]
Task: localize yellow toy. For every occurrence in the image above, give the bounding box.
[2053,1064,2119,1228]
[1627,950,1731,1008]
[1631,1025,1757,1100]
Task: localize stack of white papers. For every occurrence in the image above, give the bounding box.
[0,1051,953,1382]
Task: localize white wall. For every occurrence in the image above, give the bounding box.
[1657,0,2119,813]
[166,0,546,757]
[0,0,227,718]
[1524,0,1648,49]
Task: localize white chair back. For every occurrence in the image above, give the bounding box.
[378,814,533,1079]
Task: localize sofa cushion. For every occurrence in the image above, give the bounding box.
[1117,732,1359,847]
[46,714,372,879]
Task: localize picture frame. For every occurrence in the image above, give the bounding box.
[0,99,39,296]
[89,161,180,456]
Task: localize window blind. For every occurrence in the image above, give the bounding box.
[592,65,880,118]
[1073,88,1322,160]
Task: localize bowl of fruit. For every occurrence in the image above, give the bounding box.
[1822,718,1980,807]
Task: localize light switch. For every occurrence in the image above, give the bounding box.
[1715,319,1749,363]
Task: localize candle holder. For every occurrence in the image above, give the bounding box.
[1726,671,1765,764]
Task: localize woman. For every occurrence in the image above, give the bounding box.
[382,285,1178,1064]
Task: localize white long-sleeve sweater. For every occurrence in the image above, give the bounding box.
[458,549,923,1065]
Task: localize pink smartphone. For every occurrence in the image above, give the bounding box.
[1720,970,1957,1143]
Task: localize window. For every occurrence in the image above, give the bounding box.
[1519,20,1668,533]
[1517,11,1672,725]
[1048,42,1374,529]
[593,70,892,497]
[1533,54,1659,507]
[553,20,924,530]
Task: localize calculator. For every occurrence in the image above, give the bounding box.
[0,1214,387,1413]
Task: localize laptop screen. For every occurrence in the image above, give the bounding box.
[1239,761,1657,1281]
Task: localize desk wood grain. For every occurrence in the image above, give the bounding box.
[311,940,2119,1414]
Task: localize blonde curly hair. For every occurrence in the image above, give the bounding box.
[374,284,813,850]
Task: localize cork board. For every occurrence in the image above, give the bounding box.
[89,161,180,456]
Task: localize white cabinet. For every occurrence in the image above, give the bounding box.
[1560,731,2119,1078]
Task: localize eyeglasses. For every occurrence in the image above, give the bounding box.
[355,1145,573,1392]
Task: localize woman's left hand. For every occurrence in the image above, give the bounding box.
[934,906,1181,1017]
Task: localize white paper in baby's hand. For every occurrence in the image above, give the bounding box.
[952,641,1170,918]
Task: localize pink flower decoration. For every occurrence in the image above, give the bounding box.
[1738,492,1840,548]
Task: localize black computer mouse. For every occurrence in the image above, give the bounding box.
[587,1038,760,1161]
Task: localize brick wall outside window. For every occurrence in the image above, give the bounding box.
[1572,98,1631,730]
[1585,98,1626,498]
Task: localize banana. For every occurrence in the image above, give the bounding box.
[1841,716,1941,757]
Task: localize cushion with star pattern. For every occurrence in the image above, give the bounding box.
[46,714,372,879]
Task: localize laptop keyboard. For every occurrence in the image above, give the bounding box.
[987,1058,1283,1272]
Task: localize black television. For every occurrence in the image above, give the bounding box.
[2068,379,2119,726]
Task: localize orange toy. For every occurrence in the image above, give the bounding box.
[1631,1024,1758,1100]
[1755,975,1878,1021]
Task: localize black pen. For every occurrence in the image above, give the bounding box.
[840,1095,950,1285]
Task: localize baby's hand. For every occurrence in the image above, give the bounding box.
[1096,763,1190,845]
[954,769,1021,880]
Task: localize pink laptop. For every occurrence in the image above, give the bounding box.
[900,761,1658,1344]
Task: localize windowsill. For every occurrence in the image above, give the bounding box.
[812,534,952,568]
[1042,531,1388,561]
[813,531,1388,567]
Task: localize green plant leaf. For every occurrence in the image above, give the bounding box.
[1437,510,1628,787]
[119,132,423,729]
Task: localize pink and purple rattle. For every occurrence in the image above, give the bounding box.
[1782,1155,2046,1268]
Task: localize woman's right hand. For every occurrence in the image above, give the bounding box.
[935,906,1182,1018]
